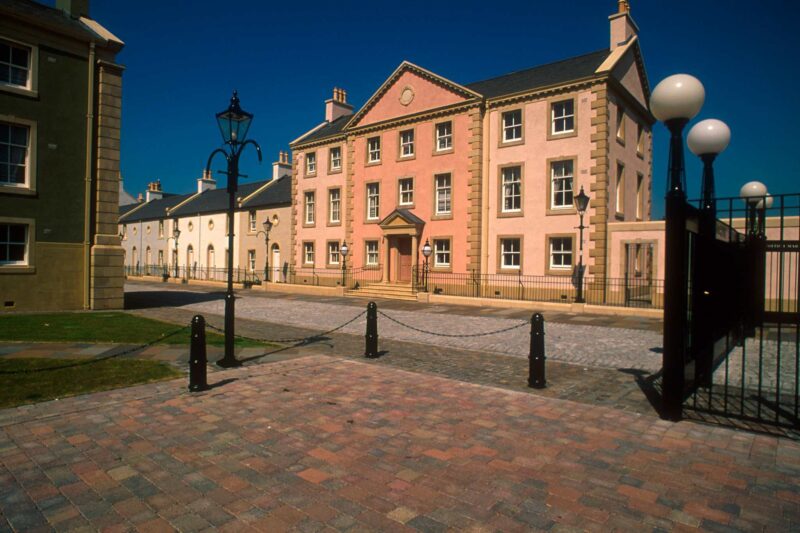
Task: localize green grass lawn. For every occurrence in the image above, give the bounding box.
[0,358,182,409]
[0,312,269,348]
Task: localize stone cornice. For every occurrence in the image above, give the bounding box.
[345,99,483,136]
[484,76,605,109]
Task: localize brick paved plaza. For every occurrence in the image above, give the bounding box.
[2,282,799,531]
[2,354,799,532]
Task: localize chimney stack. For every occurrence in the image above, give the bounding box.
[325,87,354,122]
[145,179,163,202]
[197,169,217,193]
[273,151,292,180]
[56,0,90,18]
[609,0,638,50]
[137,193,144,203]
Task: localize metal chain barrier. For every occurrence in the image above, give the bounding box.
[0,325,190,375]
[204,310,367,345]
[377,310,529,338]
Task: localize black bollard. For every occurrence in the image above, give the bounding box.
[189,315,210,392]
[364,301,379,358]
[528,313,546,389]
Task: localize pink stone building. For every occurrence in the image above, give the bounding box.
[290,3,652,299]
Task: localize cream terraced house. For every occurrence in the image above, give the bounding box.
[119,154,291,282]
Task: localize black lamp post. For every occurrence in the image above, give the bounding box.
[573,187,590,303]
[205,91,262,368]
[257,218,273,282]
[340,241,349,287]
[421,239,432,292]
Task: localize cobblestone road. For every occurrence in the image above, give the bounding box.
[127,283,663,372]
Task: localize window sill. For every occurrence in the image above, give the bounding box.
[397,203,415,210]
[615,212,625,221]
[636,150,644,160]
[363,265,380,270]
[0,265,35,274]
[498,211,523,219]
[0,185,36,197]
[546,207,577,216]
[431,265,453,273]
[616,137,626,147]
[364,219,381,225]
[328,168,343,175]
[432,148,454,157]
[302,223,316,228]
[431,214,453,221]
[547,130,577,141]
[545,268,572,277]
[0,84,38,99]
[304,173,317,179]
[396,155,416,162]
[326,221,342,227]
[499,266,521,272]
[499,139,524,148]
[365,160,382,167]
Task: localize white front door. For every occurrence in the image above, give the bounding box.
[272,247,281,282]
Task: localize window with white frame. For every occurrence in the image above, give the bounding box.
[435,173,451,215]
[248,250,256,272]
[303,242,315,264]
[398,177,413,206]
[329,146,342,171]
[549,237,573,269]
[500,238,521,269]
[328,188,341,224]
[366,182,380,220]
[0,223,27,265]
[616,163,625,214]
[501,110,522,142]
[616,106,625,142]
[158,250,164,266]
[0,39,31,89]
[365,240,379,266]
[367,136,381,163]
[501,166,522,213]
[158,220,164,238]
[433,239,450,267]
[551,100,574,135]
[550,160,574,209]
[304,191,315,225]
[305,152,316,175]
[400,129,414,157]
[1,121,29,187]
[248,210,256,232]
[328,241,340,265]
[436,122,452,151]
[636,173,644,220]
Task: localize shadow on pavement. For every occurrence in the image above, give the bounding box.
[125,290,224,310]
[208,378,238,389]
[618,367,664,417]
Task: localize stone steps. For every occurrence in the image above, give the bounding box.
[346,282,418,301]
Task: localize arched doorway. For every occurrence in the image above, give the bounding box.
[187,245,194,278]
[207,244,215,279]
[145,246,152,274]
[271,243,281,282]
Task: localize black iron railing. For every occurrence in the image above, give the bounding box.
[125,264,262,285]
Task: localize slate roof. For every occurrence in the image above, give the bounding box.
[241,175,292,209]
[169,180,275,217]
[292,114,350,146]
[118,203,141,217]
[119,193,192,223]
[466,49,610,99]
[0,0,105,42]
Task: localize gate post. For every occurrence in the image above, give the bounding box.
[364,302,379,358]
[528,313,546,389]
[189,315,210,392]
[662,190,689,421]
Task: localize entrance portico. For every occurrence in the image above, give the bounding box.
[378,209,425,284]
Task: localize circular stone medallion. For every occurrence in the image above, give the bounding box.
[399,86,415,106]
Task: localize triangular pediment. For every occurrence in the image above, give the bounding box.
[347,62,481,129]
[596,37,650,108]
[379,208,425,228]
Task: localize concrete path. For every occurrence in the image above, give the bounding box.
[1,356,798,532]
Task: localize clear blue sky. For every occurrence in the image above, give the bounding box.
[66,0,800,217]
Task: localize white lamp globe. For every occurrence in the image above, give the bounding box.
[740,181,768,204]
[757,194,773,210]
[687,119,731,156]
[650,74,706,122]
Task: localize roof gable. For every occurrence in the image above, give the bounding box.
[348,62,481,129]
[379,208,425,228]
[596,37,649,106]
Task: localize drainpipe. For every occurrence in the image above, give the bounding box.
[83,42,96,309]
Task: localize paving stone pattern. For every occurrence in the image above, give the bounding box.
[128,284,663,372]
[1,356,799,532]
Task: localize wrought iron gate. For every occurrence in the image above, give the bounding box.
[663,192,799,431]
